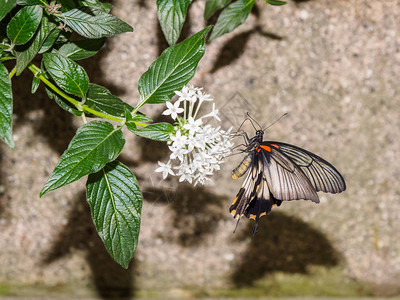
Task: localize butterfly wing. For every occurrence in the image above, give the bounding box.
[230,155,260,219]
[230,140,345,234]
[230,155,281,222]
[264,142,346,194]
[257,144,320,203]
[230,152,284,235]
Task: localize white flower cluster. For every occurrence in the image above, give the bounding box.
[155,85,234,185]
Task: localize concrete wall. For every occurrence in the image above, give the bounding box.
[0,0,399,298]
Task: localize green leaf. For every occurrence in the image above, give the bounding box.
[59,0,77,10]
[138,26,211,105]
[61,8,133,39]
[16,0,43,5]
[0,52,14,62]
[54,95,83,116]
[265,0,287,5]
[6,5,43,45]
[204,0,232,20]
[43,53,89,99]
[209,0,255,41]
[31,76,40,93]
[124,107,152,123]
[127,122,174,141]
[132,112,152,123]
[0,0,16,22]
[43,71,95,117]
[43,72,85,117]
[157,0,192,45]
[15,15,56,75]
[45,86,83,116]
[40,121,125,196]
[85,83,133,118]
[54,30,72,46]
[0,63,14,148]
[86,160,142,268]
[58,38,105,60]
[78,0,113,13]
[101,2,113,12]
[38,28,61,53]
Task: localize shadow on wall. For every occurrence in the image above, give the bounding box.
[153,0,285,73]
[210,26,284,74]
[143,184,227,247]
[205,1,284,74]
[231,211,340,287]
[134,112,172,164]
[11,67,77,155]
[0,148,8,220]
[41,191,135,299]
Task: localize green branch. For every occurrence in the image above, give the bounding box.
[28,63,80,106]
[131,97,146,115]
[8,66,16,78]
[28,63,125,123]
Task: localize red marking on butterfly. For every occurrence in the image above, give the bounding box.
[260,145,271,152]
[230,128,346,235]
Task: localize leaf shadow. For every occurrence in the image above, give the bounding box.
[78,44,127,97]
[210,26,283,74]
[231,211,340,287]
[156,15,172,57]
[0,147,9,220]
[251,2,261,18]
[41,191,136,299]
[137,0,148,8]
[10,64,76,155]
[143,183,227,247]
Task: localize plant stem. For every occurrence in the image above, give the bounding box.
[81,113,87,124]
[28,63,80,106]
[8,66,16,79]
[134,122,149,127]
[28,63,125,123]
[131,98,146,115]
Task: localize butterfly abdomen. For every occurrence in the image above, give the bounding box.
[232,154,253,179]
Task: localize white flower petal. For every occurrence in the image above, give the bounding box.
[157,85,234,185]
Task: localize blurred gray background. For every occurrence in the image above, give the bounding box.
[0,0,399,298]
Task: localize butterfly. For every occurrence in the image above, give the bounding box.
[230,116,346,235]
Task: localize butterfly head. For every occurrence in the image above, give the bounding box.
[244,129,264,151]
[255,129,264,142]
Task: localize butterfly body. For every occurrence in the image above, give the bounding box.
[230,129,346,234]
[232,154,253,179]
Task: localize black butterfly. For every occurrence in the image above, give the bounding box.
[230,123,346,235]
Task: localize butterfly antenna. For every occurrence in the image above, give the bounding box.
[246,112,262,131]
[236,117,249,133]
[262,113,288,132]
